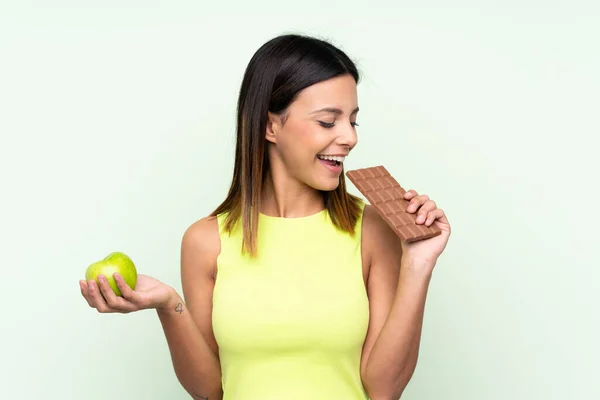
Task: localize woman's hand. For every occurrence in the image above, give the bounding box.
[401,189,451,269]
[80,273,175,314]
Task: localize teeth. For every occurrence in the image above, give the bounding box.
[317,155,345,163]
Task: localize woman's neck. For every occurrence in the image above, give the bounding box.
[260,170,324,218]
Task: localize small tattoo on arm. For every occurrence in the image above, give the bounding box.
[192,393,208,400]
[175,302,183,314]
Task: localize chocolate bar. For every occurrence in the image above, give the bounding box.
[346,166,442,243]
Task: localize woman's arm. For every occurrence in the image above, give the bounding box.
[360,205,434,400]
[157,216,223,399]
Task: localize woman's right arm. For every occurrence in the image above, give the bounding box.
[157,216,223,399]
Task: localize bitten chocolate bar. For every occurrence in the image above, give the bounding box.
[346,166,442,243]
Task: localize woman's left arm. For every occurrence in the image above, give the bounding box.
[361,190,451,400]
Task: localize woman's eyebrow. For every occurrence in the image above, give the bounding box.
[310,107,360,116]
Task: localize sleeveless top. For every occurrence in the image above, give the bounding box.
[212,201,370,399]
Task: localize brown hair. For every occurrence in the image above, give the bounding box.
[211,34,364,257]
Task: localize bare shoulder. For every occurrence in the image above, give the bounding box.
[361,204,403,265]
[181,215,221,281]
[180,215,222,356]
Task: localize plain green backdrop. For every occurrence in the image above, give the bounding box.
[1,1,598,399]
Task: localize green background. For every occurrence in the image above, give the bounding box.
[1,1,598,399]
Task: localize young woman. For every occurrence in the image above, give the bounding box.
[80,34,451,400]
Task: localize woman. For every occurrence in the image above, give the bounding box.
[79,34,451,400]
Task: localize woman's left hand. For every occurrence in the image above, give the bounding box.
[400,189,451,269]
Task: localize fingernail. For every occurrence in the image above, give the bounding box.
[417,214,424,223]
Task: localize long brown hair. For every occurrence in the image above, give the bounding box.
[211,34,364,257]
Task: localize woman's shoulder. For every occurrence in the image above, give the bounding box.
[361,204,386,230]
[183,214,221,250]
[361,204,403,259]
[181,215,222,278]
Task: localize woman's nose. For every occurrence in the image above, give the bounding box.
[337,124,358,149]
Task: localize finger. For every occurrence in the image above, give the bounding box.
[80,280,93,307]
[113,272,140,304]
[97,275,135,313]
[416,200,437,224]
[425,208,447,226]
[88,279,113,313]
[433,208,449,226]
[407,194,430,213]
[403,189,418,200]
[113,273,151,310]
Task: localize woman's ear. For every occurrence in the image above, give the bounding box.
[265,111,279,144]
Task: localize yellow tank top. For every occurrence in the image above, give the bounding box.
[212,201,370,399]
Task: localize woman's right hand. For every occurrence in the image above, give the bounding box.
[80,273,175,314]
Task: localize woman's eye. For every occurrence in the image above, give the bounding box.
[318,121,335,128]
[318,121,359,128]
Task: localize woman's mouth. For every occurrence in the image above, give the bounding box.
[317,154,345,173]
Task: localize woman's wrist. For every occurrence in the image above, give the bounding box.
[157,287,182,314]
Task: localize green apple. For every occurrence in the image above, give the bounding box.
[85,251,137,297]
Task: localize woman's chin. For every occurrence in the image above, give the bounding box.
[312,177,341,192]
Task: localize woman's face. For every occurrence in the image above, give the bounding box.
[266,74,359,192]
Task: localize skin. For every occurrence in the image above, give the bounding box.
[79,73,449,399]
